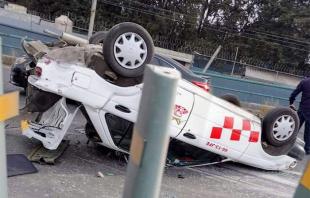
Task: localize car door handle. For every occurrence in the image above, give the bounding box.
[183,132,196,139]
[115,105,131,113]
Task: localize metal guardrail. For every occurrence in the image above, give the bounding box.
[194,54,304,79]
[194,70,300,107]
[211,85,290,102]
[0,22,56,56]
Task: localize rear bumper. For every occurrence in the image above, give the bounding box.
[26,84,61,113]
[22,98,79,150]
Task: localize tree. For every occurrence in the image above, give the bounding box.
[6,0,310,74]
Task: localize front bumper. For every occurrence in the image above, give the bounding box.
[288,138,306,161]
[22,98,80,150]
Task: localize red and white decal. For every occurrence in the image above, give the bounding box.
[210,116,259,143]
[174,105,189,117]
[172,105,189,125]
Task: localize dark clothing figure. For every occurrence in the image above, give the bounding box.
[297,110,310,154]
[290,77,310,154]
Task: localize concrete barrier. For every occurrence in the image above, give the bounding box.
[245,66,301,87]
[2,55,15,66]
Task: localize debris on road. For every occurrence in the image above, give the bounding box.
[96,171,104,178]
[28,140,69,164]
[177,174,185,179]
[106,173,115,176]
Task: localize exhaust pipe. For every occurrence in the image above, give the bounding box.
[44,29,89,46]
[61,32,89,46]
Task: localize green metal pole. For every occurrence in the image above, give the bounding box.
[0,38,8,198]
[122,65,180,198]
[88,0,97,38]
[294,161,310,198]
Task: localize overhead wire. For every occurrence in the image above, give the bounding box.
[102,0,310,45]
[99,0,310,52]
[216,26,310,49]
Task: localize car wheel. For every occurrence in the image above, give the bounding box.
[103,22,154,77]
[220,94,241,107]
[89,31,107,45]
[262,107,299,147]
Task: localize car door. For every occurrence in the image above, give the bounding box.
[169,86,195,137]
[176,93,253,160]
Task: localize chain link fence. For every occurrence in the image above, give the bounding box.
[1,0,308,79]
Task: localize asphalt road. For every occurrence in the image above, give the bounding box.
[2,66,309,198]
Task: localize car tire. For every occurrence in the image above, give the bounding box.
[220,94,241,107]
[262,107,299,147]
[89,31,107,45]
[103,22,154,77]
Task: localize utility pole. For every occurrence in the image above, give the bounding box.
[0,38,8,198]
[88,0,97,38]
[0,39,18,198]
[122,65,180,198]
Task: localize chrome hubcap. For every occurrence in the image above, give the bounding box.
[113,32,147,69]
[272,115,295,141]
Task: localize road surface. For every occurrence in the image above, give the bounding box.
[3,66,309,198]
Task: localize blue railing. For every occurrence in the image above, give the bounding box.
[193,69,300,107]
[0,23,56,56]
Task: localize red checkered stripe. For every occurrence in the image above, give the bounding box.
[210,116,259,143]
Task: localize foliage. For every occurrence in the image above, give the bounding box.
[6,0,310,72]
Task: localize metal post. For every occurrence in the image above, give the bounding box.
[294,161,310,197]
[231,46,239,76]
[275,71,279,80]
[88,0,97,38]
[202,45,222,73]
[0,38,8,198]
[122,65,181,198]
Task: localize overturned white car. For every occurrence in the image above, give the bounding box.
[20,22,304,171]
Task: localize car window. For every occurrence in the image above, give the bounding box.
[160,56,194,74]
[154,55,210,83]
[158,59,176,69]
[150,57,160,65]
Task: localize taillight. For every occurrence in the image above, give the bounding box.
[192,81,210,92]
[35,67,42,77]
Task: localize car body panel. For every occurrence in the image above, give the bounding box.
[178,95,251,160]
[10,53,209,91]
[24,58,297,170]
